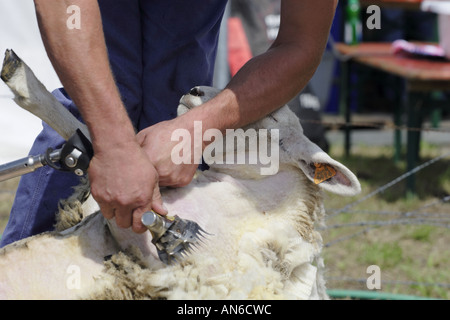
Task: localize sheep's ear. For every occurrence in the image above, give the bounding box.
[263,106,361,197]
[295,151,361,196]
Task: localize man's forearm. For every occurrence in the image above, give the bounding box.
[219,43,323,128]
[178,45,320,133]
[34,0,137,151]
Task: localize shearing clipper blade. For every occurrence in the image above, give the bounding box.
[141,210,208,265]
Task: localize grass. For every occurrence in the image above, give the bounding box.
[409,225,434,242]
[322,139,450,299]
[358,243,404,268]
[0,135,449,299]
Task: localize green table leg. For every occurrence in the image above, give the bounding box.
[405,92,425,196]
[393,94,403,164]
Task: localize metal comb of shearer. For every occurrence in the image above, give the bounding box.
[141,211,208,264]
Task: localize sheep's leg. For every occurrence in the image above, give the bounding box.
[1,49,89,141]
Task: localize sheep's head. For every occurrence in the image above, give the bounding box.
[178,86,361,197]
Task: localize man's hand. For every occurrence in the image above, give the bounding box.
[136,118,201,188]
[88,140,167,233]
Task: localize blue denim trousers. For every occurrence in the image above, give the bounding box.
[1,0,227,247]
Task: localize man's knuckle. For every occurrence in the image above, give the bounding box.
[178,175,192,187]
[115,194,131,207]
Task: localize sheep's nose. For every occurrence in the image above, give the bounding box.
[189,87,204,97]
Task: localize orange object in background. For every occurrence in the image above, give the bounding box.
[227,17,253,77]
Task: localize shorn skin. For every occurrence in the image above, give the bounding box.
[0,87,360,300]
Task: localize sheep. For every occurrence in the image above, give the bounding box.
[0,86,361,300]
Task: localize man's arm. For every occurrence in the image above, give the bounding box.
[34,0,166,233]
[137,0,337,186]
[192,0,337,130]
